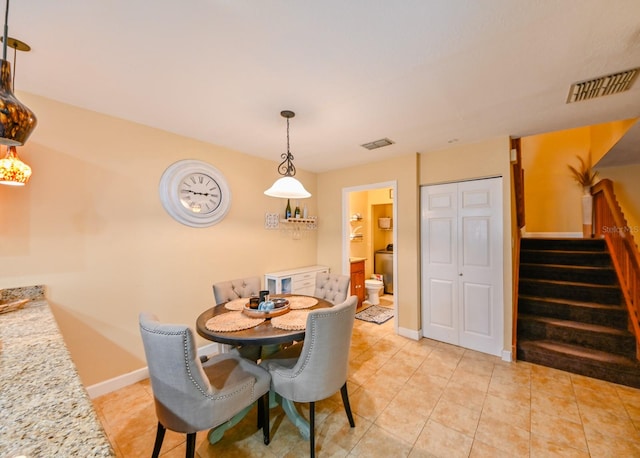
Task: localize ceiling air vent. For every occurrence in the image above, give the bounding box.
[567,67,639,103]
[361,138,394,150]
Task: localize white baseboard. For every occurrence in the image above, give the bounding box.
[522,231,582,238]
[86,343,221,399]
[86,366,149,399]
[398,326,421,341]
[501,350,513,362]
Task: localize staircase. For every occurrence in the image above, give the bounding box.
[517,237,640,388]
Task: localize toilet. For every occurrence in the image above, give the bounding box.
[364,279,384,305]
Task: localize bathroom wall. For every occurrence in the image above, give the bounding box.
[372,203,393,252]
[348,188,393,279]
[348,191,370,262]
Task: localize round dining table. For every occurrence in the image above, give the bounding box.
[195,295,332,346]
[195,295,332,443]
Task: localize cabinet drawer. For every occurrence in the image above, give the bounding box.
[292,272,317,283]
[292,278,315,290]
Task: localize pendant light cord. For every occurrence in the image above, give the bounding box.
[11,43,15,88]
[2,0,8,61]
[277,111,297,177]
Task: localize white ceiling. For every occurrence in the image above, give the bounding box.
[10,0,640,172]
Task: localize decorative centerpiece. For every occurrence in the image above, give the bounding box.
[243,297,290,318]
[568,154,598,238]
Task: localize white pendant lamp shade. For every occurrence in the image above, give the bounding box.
[264,110,311,199]
[264,176,311,199]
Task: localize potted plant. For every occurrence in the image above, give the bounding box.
[568,155,598,238]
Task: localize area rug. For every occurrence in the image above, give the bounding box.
[355,305,394,325]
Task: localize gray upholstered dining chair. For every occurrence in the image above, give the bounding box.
[212,276,261,304]
[260,296,358,457]
[212,276,263,360]
[138,313,271,458]
[314,272,351,304]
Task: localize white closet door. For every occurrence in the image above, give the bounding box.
[420,182,459,345]
[421,178,503,356]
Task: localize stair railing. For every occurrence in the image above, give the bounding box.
[592,179,640,359]
[511,138,524,360]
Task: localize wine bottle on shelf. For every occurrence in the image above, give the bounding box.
[294,201,301,218]
[303,203,308,219]
[285,199,292,220]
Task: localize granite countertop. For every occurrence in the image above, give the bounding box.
[0,300,114,457]
[349,257,366,263]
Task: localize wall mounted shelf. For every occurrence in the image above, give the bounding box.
[265,213,318,239]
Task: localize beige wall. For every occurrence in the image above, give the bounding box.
[521,119,637,234]
[0,94,319,386]
[317,154,420,331]
[521,127,590,233]
[419,136,513,354]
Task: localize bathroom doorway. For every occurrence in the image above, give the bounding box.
[342,181,397,330]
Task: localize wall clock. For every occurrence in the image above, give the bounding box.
[159,159,231,227]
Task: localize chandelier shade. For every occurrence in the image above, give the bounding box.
[264,110,311,199]
[264,176,311,199]
[0,145,31,185]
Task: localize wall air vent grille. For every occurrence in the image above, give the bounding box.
[361,138,394,150]
[567,68,639,103]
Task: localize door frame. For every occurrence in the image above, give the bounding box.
[342,181,398,331]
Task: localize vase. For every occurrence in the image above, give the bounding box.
[581,186,593,238]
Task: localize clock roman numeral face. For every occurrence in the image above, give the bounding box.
[159,159,231,227]
[179,173,223,214]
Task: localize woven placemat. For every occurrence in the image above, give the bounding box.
[288,296,318,310]
[205,311,265,332]
[224,298,248,311]
[271,310,310,330]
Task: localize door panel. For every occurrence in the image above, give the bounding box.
[462,282,492,335]
[421,183,458,345]
[429,219,454,264]
[428,278,457,342]
[462,217,490,266]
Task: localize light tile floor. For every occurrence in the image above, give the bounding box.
[93,303,640,457]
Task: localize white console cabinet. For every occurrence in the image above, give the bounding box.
[265,265,329,296]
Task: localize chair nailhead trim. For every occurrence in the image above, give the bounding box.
[141,323,255,401]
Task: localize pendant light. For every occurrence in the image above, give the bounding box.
[0,0,37,147]
[264,110,311,199]
[0,145,31,185]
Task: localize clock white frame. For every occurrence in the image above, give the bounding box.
[159,159,232,227]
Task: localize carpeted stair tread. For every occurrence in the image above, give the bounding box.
[519,277,619,290]
[520,262,611,270]
[518,295,625,311]
[519,277,621,304]
[519,262,617,284]
[518,339,639,368]
[520,249,612,267]
[520,238,606,251]
[518,314,630,336]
